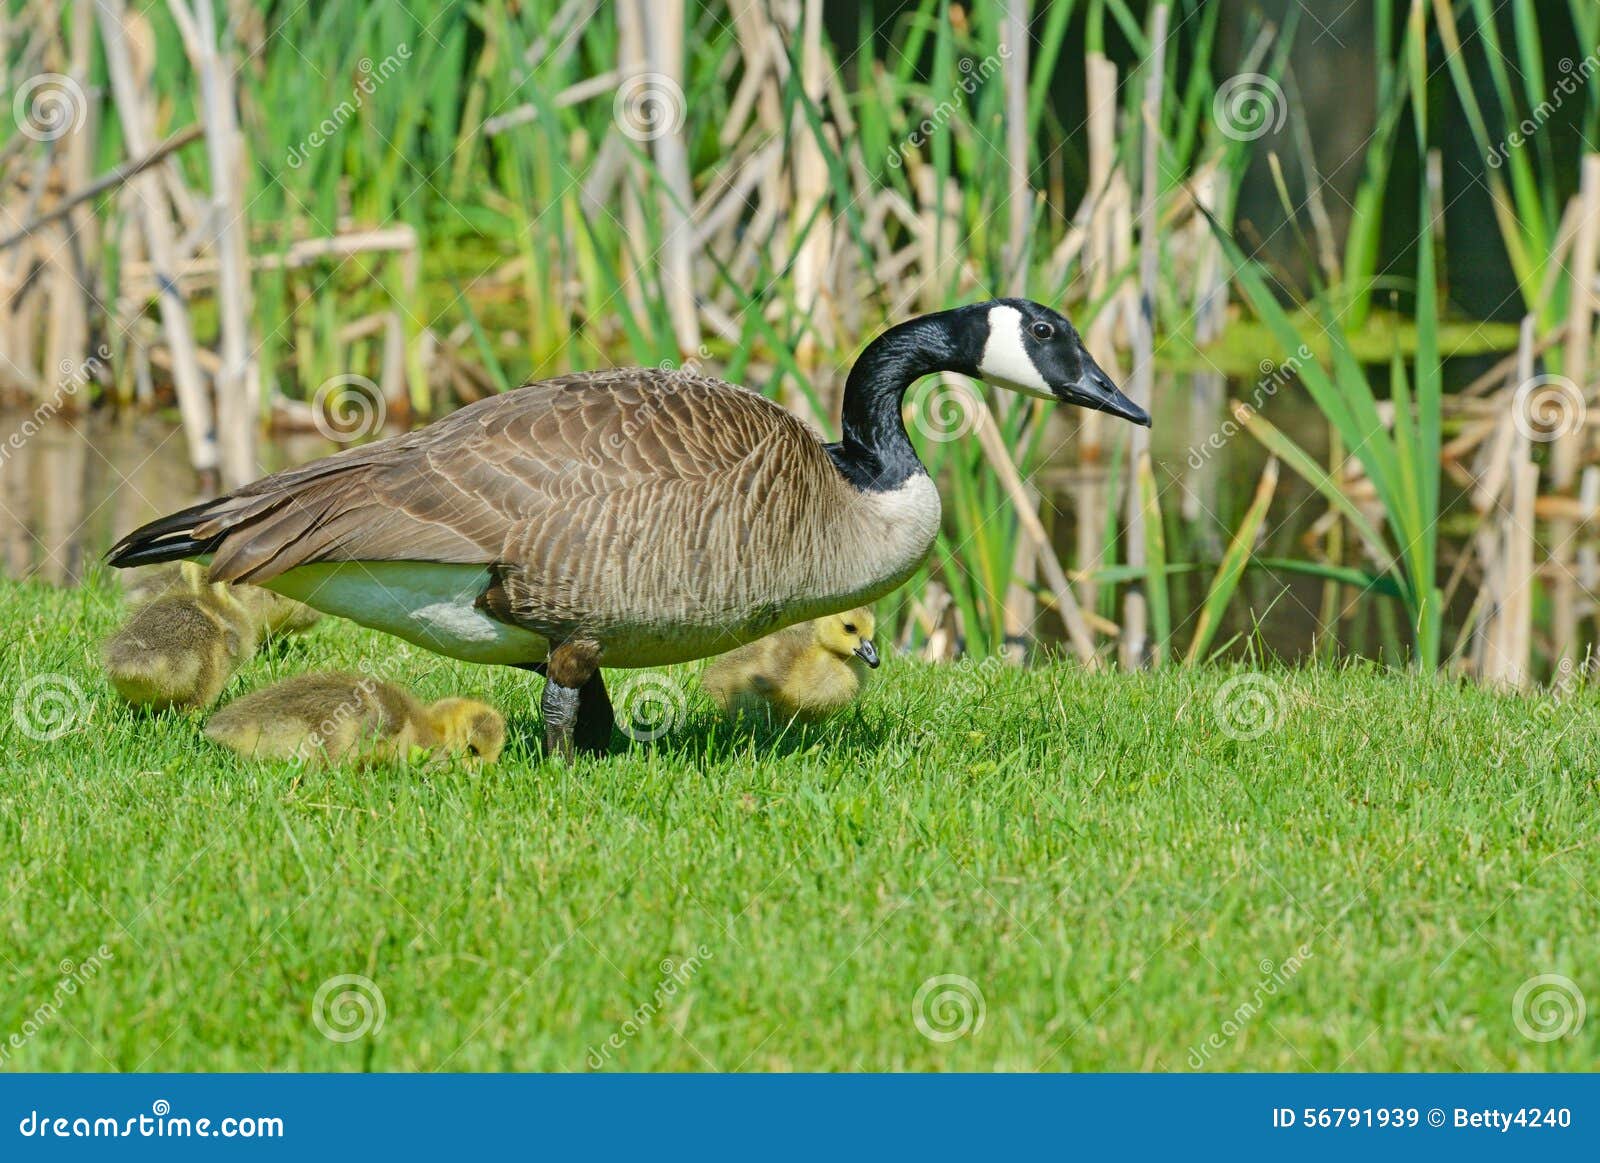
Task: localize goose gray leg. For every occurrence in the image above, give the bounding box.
[573,670,614,755]
[536,640,607,761]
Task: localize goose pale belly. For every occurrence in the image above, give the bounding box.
[260,474,942,668]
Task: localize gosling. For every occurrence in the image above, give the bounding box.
[701,608,879,723]
[122,562,322,637]
[203,671,505,767]
[102,562,258,710]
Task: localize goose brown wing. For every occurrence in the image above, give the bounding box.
[112,370,830,588]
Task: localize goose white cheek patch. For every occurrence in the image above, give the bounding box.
[978,304,1053,398]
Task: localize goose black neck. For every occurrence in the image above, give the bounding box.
[827,311,971,493]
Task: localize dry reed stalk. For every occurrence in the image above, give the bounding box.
[1552,154,1600,669]
[789,0,835,427]
[1476,317,1538,687]
[614,0,648,325]
[96,0,217,478]
[969,387,1100,666]
[1120,2,1168,670]
[42,0,94,401]
[1002,0,1030,295]
[640,0,698,358]
[171,0,256,485]
[1074,51,1120,617]
[998,0,1035,657]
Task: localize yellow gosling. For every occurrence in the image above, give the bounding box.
[102,563,257,710]
[203,672,505,767]
[701,608,878,723]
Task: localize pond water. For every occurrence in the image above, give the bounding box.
[0,368,1550,664]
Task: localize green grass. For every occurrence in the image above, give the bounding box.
[1,573,1597,1072]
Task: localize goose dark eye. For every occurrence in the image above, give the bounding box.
[843,623,857,633]
[468,744,480,757]
[1030,321,1055,340]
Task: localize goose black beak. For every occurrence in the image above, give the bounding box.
[853,640,880,668]
[1071,351,1150,427]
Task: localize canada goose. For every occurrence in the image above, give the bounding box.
[107,299,1147,758]
[103,562,257,710]
[702,607,878,723]
[203,671,505,767]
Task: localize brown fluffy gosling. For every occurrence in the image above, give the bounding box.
[701,608,878,723]
[203,671,505,768]
[103,562,259,710]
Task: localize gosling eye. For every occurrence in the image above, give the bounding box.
[843,623,857,634]
[1030,321,1055,340]
[467,744,480,757]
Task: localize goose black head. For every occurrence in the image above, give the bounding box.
[959,299,1150,427]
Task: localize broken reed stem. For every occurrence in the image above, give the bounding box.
[0,122,204,253]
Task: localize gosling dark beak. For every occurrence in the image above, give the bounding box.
[1073,350,1150,427]
[853,640,880,669]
